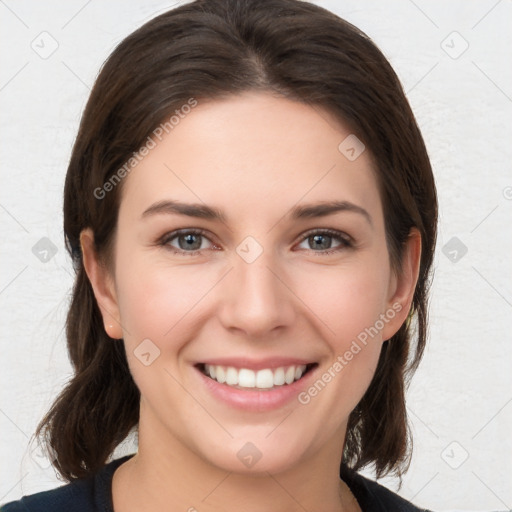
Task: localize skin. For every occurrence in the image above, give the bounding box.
[81,91,421,512]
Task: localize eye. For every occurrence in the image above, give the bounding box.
[295,229,353,254]
[160,229,218,255]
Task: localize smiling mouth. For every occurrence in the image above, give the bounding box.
[197,363,317,390]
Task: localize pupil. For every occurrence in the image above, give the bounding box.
[311,234,330,250]
[179,234,201,250]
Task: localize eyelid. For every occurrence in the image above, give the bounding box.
[297,227,353,244]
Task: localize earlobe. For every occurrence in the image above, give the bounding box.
[80,229,123,339]
[381,228,422,341]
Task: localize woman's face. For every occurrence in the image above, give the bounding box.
[85,91,417,474]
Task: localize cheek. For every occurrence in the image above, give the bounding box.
[288,273,387,441]
[113,256,218,416]
[292,260,389,401]
[115,256,217,345]
[293,260,390,346]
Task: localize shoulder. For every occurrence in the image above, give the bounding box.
[0,455,133,512]
[341,466,433,512]
[0,478,94,512]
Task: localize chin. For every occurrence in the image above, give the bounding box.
[191,428,316,476]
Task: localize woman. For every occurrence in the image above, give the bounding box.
[1,0,437,510]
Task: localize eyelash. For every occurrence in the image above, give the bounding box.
[158,228,354,256]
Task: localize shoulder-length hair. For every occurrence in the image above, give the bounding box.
[37,0,437,481]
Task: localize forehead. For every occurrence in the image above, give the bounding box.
[119,91,382,227]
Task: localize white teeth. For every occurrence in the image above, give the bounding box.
[285,366,295,385]
[255,369,274,389]
[216,366,226,384]
[225,367,238,386]
[238,368,255,387]
[273,367,285,386]
[203,364,309,389]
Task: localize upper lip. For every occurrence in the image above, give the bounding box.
[196,357,316,371]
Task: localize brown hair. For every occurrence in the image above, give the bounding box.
[37,0,437,481]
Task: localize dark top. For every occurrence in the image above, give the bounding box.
[1,455,431,511]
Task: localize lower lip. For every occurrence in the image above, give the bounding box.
[195,366,317,412]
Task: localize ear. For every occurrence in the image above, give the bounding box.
[80,228,123,339]
[381,228,422,342]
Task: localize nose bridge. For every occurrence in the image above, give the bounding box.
[218,238,296,336]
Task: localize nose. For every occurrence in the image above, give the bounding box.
[217,248,297,339]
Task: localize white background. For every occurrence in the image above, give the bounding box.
[0,1,511,510]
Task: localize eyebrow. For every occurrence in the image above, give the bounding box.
[142,200,227,223]
[289,200,372,226]
[141,199,372,226]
